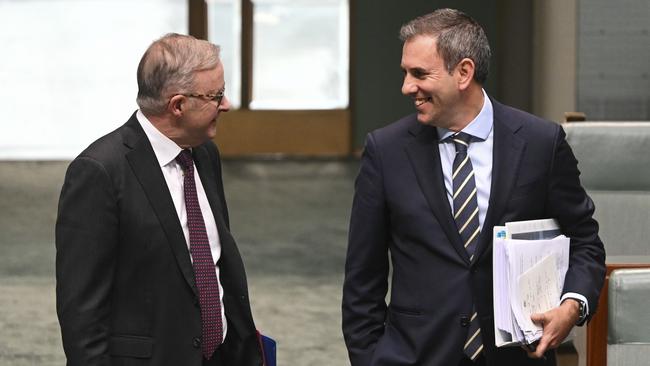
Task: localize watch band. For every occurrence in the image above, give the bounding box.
[576,299,588,325]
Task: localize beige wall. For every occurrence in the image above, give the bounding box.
[532,0,578,123]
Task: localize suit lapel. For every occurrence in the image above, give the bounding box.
[405,121,470,263]
[473,101,525,262]
[122,115,198,296]
[193,146,231,239]
[193,145,238,288]
[194,145,253,339]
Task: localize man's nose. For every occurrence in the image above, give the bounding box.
[219,95,231,112]
[401,75,417,96]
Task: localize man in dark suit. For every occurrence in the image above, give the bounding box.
[342,9,606,366]
[56,34,262,366]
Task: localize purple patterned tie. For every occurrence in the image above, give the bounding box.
[176,149,222,359]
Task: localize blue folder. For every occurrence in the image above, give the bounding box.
[257,331,276,366]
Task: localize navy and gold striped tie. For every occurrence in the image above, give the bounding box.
[451,132,484,361]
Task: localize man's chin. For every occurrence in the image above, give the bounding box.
[206,122,218,139]
[416,113,435,126]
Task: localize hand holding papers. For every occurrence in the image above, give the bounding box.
[493,219,569,347]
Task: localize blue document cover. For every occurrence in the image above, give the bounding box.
[257,331,276,366]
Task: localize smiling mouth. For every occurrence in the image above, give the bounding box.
[414,97,432,107]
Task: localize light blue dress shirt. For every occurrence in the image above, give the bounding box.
[437,89,493,230]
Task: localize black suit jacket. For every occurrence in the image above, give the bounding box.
[56,112,263,366]
[342,100,606,366]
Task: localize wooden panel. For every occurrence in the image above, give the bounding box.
[188,0,207,40]
[586,261,650,366]
[213,109,351,157]
[241,0,254,107]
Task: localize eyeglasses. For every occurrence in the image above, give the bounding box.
[181,87,225,106]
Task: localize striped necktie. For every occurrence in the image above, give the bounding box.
[451,132,484,361]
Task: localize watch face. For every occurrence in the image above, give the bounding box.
[578,301,587,323]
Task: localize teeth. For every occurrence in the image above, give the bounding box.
[415,97,429,107]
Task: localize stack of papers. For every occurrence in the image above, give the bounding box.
[493,219,569,347]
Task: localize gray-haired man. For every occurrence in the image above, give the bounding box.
[56,33,263,366]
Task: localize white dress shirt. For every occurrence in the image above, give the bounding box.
[137,110,227,339]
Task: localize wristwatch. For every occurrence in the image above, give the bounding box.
[575,299,588,325]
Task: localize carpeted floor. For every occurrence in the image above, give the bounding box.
[0,160,357,366]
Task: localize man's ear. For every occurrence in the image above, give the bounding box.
[168,95,185,117]
[456,58,475,91]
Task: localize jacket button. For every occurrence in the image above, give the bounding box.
[460,316,470,327]
[193,337,201,348]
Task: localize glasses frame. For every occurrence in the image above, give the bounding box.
[179,87,225,107]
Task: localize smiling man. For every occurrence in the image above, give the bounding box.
[56,34,263,366]
[342,8,605,366]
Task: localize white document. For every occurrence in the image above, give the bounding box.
[492,219,569,347]
[492,226,520,346]
[516,254,561,343]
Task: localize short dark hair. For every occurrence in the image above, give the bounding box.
[400,8,491,84]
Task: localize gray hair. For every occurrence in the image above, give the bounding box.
[136,33,221,115]
[399,8,491,84]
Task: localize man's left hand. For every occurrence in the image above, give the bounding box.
[526,299,581,358]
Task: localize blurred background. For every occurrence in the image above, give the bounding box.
[0,0,648,365]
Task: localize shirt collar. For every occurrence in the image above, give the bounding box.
[436,89,494,142]
[136,110,183,168]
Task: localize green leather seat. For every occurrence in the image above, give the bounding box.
[563,122,650,256]
[607,268,650,366]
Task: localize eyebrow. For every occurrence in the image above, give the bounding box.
[208,86,225,95]
[401,66,428,74]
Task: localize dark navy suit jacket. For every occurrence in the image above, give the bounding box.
[342,100,606,366]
